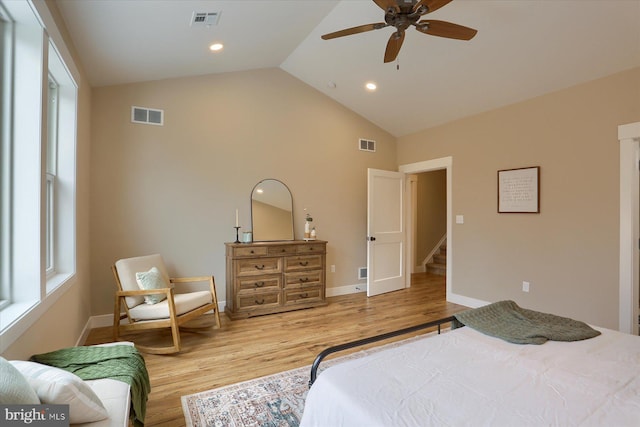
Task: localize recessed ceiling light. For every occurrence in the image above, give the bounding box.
[365,82,377,91]
[209,43,224,52]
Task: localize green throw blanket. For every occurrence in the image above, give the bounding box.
[31,344,150,427]
[454,300,601,345]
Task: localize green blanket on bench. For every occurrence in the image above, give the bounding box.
[31,344,150,427]
[454,300,601,345]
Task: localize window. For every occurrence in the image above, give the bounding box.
[0,0,78,351]
[0,4,11,311]
[46,76,58,275]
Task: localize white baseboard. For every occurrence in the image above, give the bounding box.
[326,283,367,297]
[447,292,488,309]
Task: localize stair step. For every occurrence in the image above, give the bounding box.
[427,262,446,276]
[433,254,447,264]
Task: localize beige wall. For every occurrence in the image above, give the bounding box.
[3,0,92,359]
[416,170,447,267]
[90,68,397,315]
[398,67,640,329]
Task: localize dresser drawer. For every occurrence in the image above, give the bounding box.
[284,286,323,305]
[237,275,281,293]
[284,255,323,272]
[237,291,281,310]
[236,257,281,276]
[267,245,298,256]
[233,246,268,257]
[284,270,323,287]
[296,243,325,254]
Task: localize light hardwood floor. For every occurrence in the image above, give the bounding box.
[84,272,467,426]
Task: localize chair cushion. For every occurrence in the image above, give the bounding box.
[128,290,213,321]
[114,254,172,308]
[135,266,169,305]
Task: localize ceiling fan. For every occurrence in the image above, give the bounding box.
[321,0,477,63]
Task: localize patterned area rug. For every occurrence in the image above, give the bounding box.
[181,330,444,427]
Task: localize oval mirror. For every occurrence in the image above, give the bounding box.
[251,179,294,241]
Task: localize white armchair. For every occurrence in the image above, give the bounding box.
[112,254,221,354]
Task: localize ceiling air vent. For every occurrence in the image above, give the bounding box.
[359,138,376,152]
[190,11,220,27]
[131,106,164,126]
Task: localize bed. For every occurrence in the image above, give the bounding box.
[301,301,640,427]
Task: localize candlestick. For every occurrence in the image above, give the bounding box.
[235,209,239,227]
[233,226,241,243]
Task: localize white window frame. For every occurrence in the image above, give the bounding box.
[0,5,10,312]
[0,0,79,353]
[46,75,58,277]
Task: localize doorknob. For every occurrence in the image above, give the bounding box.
[367,236,376,241]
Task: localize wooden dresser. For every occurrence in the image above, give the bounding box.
[225,240,327,319]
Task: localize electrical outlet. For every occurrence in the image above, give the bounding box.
[522,281,530,292]
[331,264,336,273]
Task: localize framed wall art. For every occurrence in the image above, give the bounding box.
[497,166,540,213]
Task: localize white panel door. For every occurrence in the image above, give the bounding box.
[367,168,406,297]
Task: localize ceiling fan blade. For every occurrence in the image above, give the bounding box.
[321,23,387,40]
[414,0,453,14]
[373,0,400,12]
[416,20,477,40]
[384,31,405,63]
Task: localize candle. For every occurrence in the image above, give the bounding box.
[235,209,239,227]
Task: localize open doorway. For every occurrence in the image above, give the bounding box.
[400,157,452,299]
[618,121,640,334]
[410,170,447,275]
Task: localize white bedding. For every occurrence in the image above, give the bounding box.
[301,326,640,427]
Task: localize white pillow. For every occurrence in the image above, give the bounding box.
[10,361,108,424]
[0,357,40,404]
[136,266,170,304]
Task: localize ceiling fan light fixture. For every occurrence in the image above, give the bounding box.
[209,42,224,52]
[321,0,476,64]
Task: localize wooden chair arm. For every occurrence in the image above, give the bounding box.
[116,288,173,297]
[170,276,217,299]
[170,276,213,284]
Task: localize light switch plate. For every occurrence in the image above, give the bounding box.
[456,215,464,224]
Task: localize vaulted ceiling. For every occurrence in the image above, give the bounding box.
[57,0,640,137]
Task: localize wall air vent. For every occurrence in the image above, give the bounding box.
[358,267,368,280]
[359,138,376,152]
[131,106,164,126]
[190,11,220,27]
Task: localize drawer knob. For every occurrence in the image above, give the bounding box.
[250,250,254,254]
[254,264,265,270]
[299,261,309,266]
[299,277,309,283]
[254,281,265,288]
[301,293,309,298]
[255,298,265,305]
